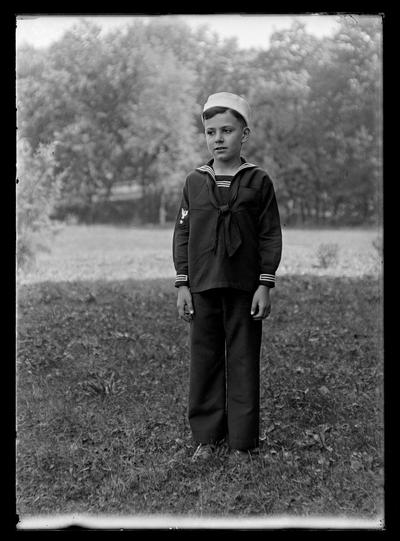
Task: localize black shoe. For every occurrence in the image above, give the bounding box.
[229,447,260,462]
[229,449,250,462]
[191,443,215,461]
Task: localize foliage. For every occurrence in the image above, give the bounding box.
[246,18,382,226]
[17,19,202,224]
[16,16,382,225]
[16,140,63,268]
[315,243,340,269]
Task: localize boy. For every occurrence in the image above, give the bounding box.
[172,92,282,461]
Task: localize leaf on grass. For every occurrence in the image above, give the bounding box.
[113,331,133,340]
[318,385,330,396]
[34,337,44,347]
[81,335,99,348]
[317,424,332,448]
[350,459,364,472]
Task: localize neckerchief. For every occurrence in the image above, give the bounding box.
[196,158,256,257]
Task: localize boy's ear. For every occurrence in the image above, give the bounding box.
[241,126,250,143]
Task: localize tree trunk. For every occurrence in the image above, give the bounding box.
[86,194,95,224]
[159,189,167,226]
[299,200,306,224]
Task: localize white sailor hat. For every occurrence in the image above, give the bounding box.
[202,92,251,127]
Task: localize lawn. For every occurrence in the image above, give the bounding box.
[16,225,384,528]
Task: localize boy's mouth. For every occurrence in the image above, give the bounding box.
[215,147,227,152]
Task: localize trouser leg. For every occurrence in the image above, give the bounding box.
[223,289,262,450]
[188,290,226,444]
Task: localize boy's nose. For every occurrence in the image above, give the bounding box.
[215,132,224,142]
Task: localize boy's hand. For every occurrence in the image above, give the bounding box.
[177,286,194,322]
[251,285,271,320]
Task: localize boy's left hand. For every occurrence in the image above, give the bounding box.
[251,285,271,320]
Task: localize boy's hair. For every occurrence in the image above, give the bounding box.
[202,106,247,128]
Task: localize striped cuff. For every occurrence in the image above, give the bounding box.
[175,274,189,288]
[259,273,276,288]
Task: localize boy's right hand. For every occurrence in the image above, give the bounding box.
[177,286,194,322]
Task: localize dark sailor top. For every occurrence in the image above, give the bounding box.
[172,158,282,293]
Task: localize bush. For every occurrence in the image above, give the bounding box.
[52,191,182,225]
[372,235,383,260]
[17,140,63,270]
[316,243,340,269]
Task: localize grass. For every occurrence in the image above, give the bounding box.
[19,224,382,284]
[16,225,383,524]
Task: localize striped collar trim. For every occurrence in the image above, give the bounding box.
[196,162,257,181]
[196,164,216,180]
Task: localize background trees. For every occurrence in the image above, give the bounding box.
[16,16,382,228]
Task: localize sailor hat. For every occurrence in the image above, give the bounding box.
[202,92,251,127]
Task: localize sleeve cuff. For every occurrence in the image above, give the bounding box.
[175,274,189,288]
[259,273,276,288]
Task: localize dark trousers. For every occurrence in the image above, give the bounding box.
[189,288,262,450]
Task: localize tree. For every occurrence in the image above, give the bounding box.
[246,22,319,223]
[304,16,382,224]
[246,17,382,225]
[115,39,201,223]
[18,19,202,223]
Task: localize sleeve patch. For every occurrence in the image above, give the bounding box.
[179,208,189,224]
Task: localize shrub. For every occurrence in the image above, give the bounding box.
[372,235,383,260]
[316,243,340,269]
[17,140,63,270]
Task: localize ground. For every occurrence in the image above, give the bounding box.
[16,225,383,526]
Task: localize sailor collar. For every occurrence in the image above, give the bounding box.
[196,158,256,181]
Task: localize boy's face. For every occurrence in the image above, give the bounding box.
[204,110,250,164]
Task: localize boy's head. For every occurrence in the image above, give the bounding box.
[202,92,251,163]
[201,92,251,128]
